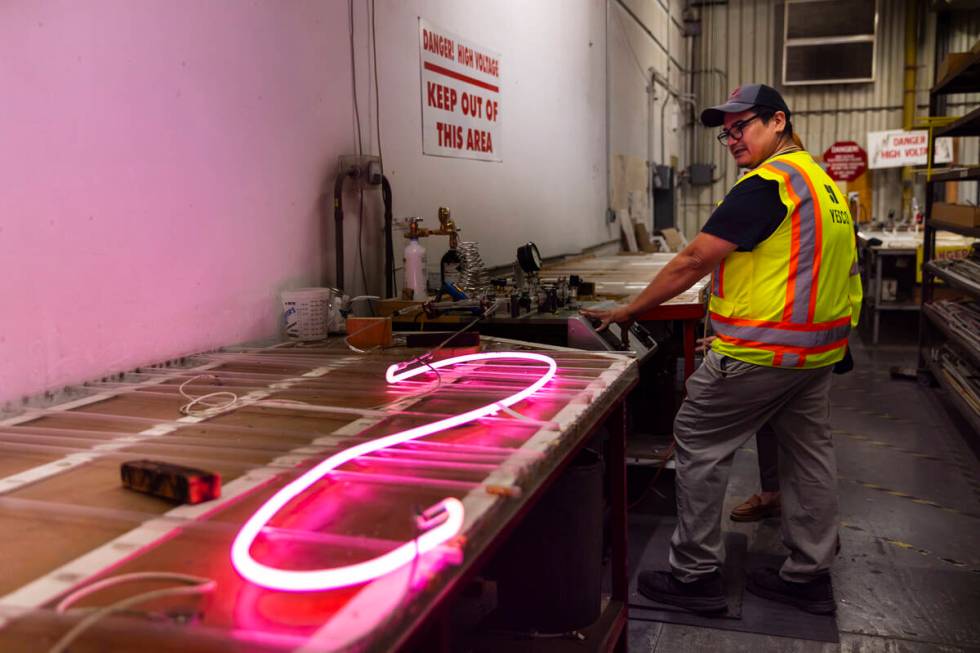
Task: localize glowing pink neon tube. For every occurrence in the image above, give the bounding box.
[231,352,558,591]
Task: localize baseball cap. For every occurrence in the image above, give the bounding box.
[700,84,791,127]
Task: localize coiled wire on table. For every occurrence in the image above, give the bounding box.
[458,241,490,296]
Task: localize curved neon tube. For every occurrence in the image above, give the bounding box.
[231,352,557,591]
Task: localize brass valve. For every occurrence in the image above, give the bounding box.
[403,207,460,249]
[437,207,460,249]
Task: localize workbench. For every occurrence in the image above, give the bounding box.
[389,252,707,377]
[858,232,919,345]
[858,229,974,344]
[541,252,709,379]
[0,338,637,652]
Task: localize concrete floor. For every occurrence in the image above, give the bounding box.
[629,334,980,652]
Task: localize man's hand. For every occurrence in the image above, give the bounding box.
[695,336,717,353]
[578,233,735,334]
[580,306,633,333]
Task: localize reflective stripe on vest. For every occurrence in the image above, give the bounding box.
[713,332,850,368]
[778,352,800,367]
[761,159,823,325]
[710,314,851,348]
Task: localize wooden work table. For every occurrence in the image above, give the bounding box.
[0,337,636,652]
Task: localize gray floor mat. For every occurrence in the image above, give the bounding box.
[628,516,839,643]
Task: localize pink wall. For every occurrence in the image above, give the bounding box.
[0,2,354,402]
[0,1,612,405]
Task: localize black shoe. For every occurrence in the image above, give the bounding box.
[746,567,836,614]
[637,570,727,614]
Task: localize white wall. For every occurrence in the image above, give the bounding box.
[363,0,611,281]
[607,0,689,226]
[0,0,614,404]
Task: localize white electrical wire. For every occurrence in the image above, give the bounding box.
[500,405,532,421]
[176,303,514,422]
[49,572,216,653]
[178,374,239,417]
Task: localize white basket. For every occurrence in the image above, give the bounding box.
[281,288,333,341]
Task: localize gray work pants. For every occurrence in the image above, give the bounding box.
[757,422,780,493]
[669,350,837,583]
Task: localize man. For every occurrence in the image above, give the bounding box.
[583,84,862,614]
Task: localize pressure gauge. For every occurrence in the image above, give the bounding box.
[517,242,542,274]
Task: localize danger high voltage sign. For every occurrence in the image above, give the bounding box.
[419,19,501,162]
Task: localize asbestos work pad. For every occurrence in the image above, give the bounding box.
[0,338,636,652]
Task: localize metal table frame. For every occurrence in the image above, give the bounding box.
[399,378,637,653]
[861,245,920,344]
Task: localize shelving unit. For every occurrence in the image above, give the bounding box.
[928,219,980,237]
[935,106,980,138]
[924,259,980,295]
[925,357,980,435]
[931,48,980,96]
[918,48,980,436]
[922,166,980,183]
[922,303,980,371]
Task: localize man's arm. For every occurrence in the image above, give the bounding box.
[581,232,737,331]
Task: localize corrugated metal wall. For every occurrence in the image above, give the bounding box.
[680,0,980,235]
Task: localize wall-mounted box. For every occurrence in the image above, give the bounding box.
[687,163,716,186]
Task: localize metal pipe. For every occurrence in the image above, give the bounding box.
[690,68,729,186]
[613,0,688,73]
[901,0,920,217]
[651,70,695,102]
[903,1,918,132]
[333,174,347,291]
[651,71,696,166]
[382,175,394,297]
[706,0,713,170]
[691,68,728,97]
[666,0,672,92]
[656,0,685,31]
[605,0,613,216]
[661,96,698,166]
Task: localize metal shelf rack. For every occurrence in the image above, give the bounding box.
[918,47,980,436]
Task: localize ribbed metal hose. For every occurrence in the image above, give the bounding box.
[458,241,489,296]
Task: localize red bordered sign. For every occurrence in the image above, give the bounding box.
[822,141,868,182]
[419,19,501,162]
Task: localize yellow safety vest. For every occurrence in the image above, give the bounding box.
[709,150,862,369]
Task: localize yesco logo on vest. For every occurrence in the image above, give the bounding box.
[823,184,851,224]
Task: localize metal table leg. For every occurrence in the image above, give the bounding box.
[874,251,883,345]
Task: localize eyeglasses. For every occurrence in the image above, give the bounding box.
[717,114,761,145]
